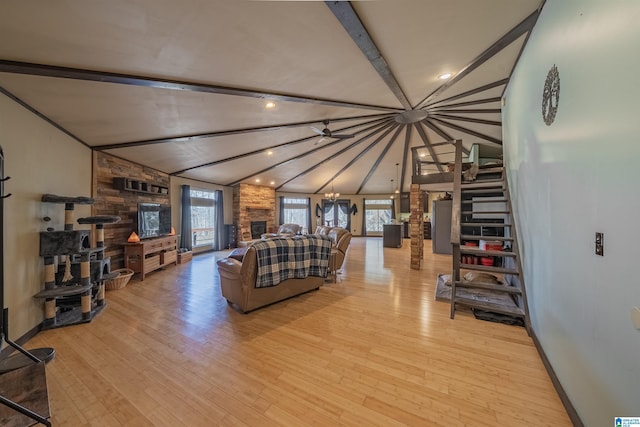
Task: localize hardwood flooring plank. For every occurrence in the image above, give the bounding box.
[24,237,571,426]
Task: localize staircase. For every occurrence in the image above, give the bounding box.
[449,140,530,334]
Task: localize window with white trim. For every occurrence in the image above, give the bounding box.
[190,189,216,248]
[282,197,309,234]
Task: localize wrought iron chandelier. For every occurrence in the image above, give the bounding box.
[325,181,340,202]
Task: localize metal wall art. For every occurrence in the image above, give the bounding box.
[542,64,560,125]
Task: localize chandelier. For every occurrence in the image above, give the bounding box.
[325,181,340,202]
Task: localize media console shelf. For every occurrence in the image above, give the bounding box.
[124,235,178,280]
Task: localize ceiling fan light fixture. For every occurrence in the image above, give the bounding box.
[311,120,354,144]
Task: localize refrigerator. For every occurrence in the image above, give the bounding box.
[431,200,452,254]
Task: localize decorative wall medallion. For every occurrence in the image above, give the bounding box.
[542,64,560,125]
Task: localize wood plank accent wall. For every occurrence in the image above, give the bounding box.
[92,152,170,269]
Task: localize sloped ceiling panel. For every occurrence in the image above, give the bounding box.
[0,1,543,195]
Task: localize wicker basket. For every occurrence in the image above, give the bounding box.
[104,268,134,291]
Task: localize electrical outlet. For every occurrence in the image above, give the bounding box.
[595,232,604,256]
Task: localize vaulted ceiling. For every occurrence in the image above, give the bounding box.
[0,0,542,195]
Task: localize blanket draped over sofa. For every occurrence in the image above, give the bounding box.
[253,235,331,288]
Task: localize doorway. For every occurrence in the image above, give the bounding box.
[322,200,350,230]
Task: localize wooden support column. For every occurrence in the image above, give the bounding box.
[409,184,424,270]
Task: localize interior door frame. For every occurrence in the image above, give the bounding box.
[322,199,351,231]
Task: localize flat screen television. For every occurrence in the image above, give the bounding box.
[137,203,172,239]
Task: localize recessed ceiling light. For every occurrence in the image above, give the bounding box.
[438,73,452,80]
[266,150,273,156]
[270,181,275,185]
[265,101,276,109]
[420,152,426,157]
[255,178,261,183]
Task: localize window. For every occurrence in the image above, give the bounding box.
[281,197,309,233]
[364,199,393,235]
[190,189,216,248]
[323,200,350,230]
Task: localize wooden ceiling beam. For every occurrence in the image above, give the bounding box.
[0,60,402,113]
[172,116,392,176]
[428,117,502,146]
[355,125,404,194]
[415,9,540,108]
[427,97,502,110]
[429,113,502,127]
[325,1,412,110]
[0,86,89,148]
[273,120,395,191]
[429,108,501,114]
[96,113,394,151]
[425,79,508,109]
[414,122,444,173]
[421,120,470,155]
[400,125,412,192]
[314,123,399,194]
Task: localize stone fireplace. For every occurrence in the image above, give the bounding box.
[232,183,276,242]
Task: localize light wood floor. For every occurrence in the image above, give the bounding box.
[26,237,571,426]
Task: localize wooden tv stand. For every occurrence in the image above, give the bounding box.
[124,235,178,280]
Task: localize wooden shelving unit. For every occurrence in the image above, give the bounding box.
[113,177,168,196]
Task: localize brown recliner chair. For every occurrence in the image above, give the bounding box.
[315,226,352,281]
[261,223,301,239]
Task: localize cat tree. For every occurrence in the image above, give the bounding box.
[34,194,120,329]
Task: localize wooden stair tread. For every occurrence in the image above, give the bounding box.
[460,248,516,257]
[453,297,525,317]
[461,222,511,227]
[460,264,519,275]
[455,280,521,294]
[462,198,508,203]
[475,167,504,174]
[461,188,505,194]
[461,210,510,215]
[461,235,514,242]
[460,180,503,189]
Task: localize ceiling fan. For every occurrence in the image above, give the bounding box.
[311,120,354,145]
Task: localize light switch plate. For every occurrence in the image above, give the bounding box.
[631,307,640,330]
[595,232,604,256]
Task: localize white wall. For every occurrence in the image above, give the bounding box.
[503,1,640,424]
[0,93,92,344]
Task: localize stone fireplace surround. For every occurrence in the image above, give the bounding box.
[232,183,276,242]
[250,221,267,239]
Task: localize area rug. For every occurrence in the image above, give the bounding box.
[434,273,524,326]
